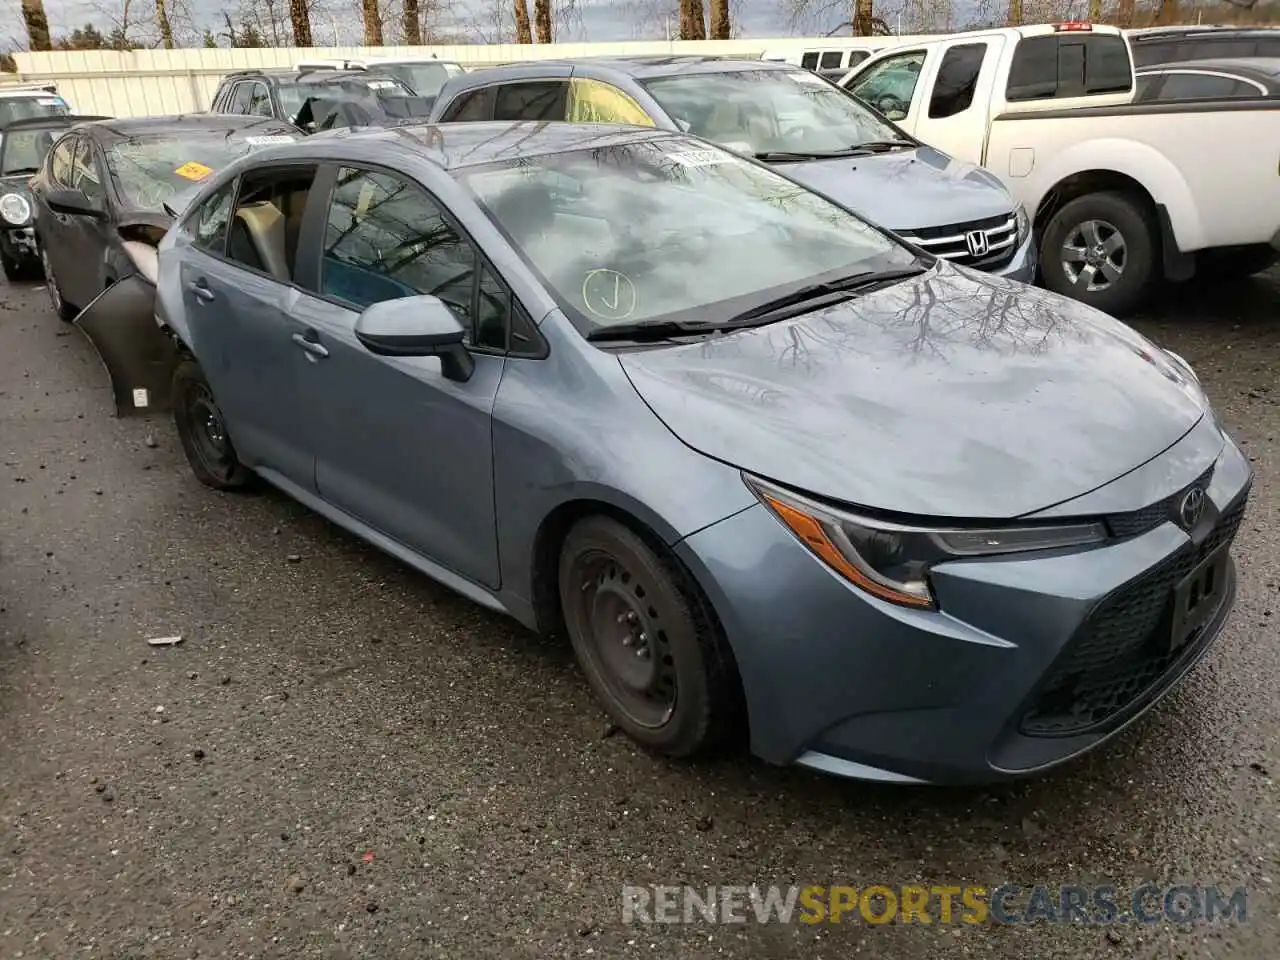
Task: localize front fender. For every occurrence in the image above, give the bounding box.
[73,273,178,417]
[1034,138,1204,252]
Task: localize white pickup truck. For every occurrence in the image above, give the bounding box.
[839,22,1280,314]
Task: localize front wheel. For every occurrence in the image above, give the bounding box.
[172,359,255,491]
[558,515,740,759]
[1039,191,1158,316]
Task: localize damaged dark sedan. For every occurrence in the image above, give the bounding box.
[28,113,303,415]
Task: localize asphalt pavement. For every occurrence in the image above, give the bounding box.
[2,272,1279,960]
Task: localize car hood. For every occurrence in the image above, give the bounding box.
[618,263,1208,519]
[777,145,1014,232]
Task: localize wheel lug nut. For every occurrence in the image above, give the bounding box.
[636,648,649,659]
[621,635,633,646]
[637,632,648,644]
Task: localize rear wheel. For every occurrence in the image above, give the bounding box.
[39,242,77,321]
[558,515,740,758]
[172,359,254,491]
[1039,191,1158,316]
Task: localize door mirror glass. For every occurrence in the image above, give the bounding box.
[45,186,104,218]
[354,295,474,381]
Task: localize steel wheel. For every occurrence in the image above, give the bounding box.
[567,549,678,729]
[182,380,238,483]
[1061,218,1126,293]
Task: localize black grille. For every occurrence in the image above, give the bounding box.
[1106,465,1215,539]
[1019,492,1248,738]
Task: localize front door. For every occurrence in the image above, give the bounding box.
[909,36,1004,164]
[292,164,506,588]
[177,164,321,490]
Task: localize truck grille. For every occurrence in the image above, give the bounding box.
[1018,491,1248,738]
[897,213,1019,271]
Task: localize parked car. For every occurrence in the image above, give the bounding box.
[429,57,1035,282]
[208,68,418,128]
[1136,56,1280,101]
[296,55,467,98]
[0,85,73,133]
[30,113,302,414]
[760,38,920,76]
[1127,25,1280,68]
[145,121,1250,784]
[840,21,1280,313]
[0,113,106,281]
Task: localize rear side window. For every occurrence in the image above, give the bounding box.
[192,182,235,256]
[1158,72,1260,100]
[48,136,76,186]
[1006,34,1132,101]
[440,86,495,121]
[819,51,843,69]
[800,52,820,69]
[493,81,568,121]
[929,43,986,118]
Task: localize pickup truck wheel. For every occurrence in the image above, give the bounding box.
[1040,192,1155,315]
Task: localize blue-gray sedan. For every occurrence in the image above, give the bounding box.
[152,122,1251,785]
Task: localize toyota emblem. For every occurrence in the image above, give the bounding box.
[965,230,989,258]
[1178,487,1207,530]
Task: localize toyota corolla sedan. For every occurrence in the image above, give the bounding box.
[151,122,1251,785]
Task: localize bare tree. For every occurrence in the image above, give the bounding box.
[22,0,53,50]
[534,0,552,40]
[1007,0,1022,24]
[514,0,533,41]
[403,0,420,42]
[154,0,175,46]
[291,0,313,44]
[709,0,730,37]
[680,0,708,38]
[363,0,384,43]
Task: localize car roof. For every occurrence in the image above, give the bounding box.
[491,55,792,80]
[1129,26,1280,40]
[303,120,676,169]
[0,113,106,132]
[78,114,300,139]
[1138,56,1280,77]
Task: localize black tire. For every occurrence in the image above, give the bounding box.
[1039,191,1158,316]
[38,241,78,321]
[172,359,255,491]
[1,252,26,282]
[558,515,740,758]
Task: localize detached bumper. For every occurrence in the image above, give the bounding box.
[74,275,178,417]
[676,433,1251,785]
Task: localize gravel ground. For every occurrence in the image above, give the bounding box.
[1,271,1278,960]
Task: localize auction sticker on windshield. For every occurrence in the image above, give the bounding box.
[244,135,296,145]
[666,150,734,168]
[38,97,66,107]
[174,161,214,181]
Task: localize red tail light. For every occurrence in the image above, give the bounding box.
[1054,20,1094,31]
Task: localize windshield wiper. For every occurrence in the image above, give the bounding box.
[753,148,866,162]
[724,263,931,327]
[587,319,726,343]
[848,138,915,153]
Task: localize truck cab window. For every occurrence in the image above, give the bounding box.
[1006,35,1132,102]
[928,43,986,119]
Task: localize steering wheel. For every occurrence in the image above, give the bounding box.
[875,95,908,120]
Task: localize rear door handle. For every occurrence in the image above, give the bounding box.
[291,331,329,359]
[188,279,215,303]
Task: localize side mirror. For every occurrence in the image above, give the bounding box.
[46,187,104,218]
[354,294,474,382]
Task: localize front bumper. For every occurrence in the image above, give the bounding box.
[985,231,1036,283]
[0,225,38,263]
[677,426,1251,785]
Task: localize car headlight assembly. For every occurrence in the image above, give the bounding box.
[0,192,31,226]
[746,476,1108,609]
[1014,202,1030,248]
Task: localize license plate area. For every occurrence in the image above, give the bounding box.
[1169,545,1229,654]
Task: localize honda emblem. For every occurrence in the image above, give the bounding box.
[965,230,989,258]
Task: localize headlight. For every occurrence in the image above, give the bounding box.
[0,192,31,226]
[1014,202,1030,247]
[746,476,1107,609]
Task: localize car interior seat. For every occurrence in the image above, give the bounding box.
[229,202,289,282]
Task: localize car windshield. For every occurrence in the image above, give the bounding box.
[0,96,69,126]
[389,62,464,97]
[640,68,907,155]
[0,127,61,176]
[278,77,412,120]
[458,136,913,332]
[104,131,297,211]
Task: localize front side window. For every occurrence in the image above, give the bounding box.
[72,138,104,199]
[320,167,491,344]
[848,51,926,121]
[47,135,76,186]
[493,81,568,121]
[458,136,913,333]
[929,43,987,119]
[104,128,299,211]
[643,68,907,154]
[247,83,273,116]
[565,79,655,126]
[228,82,255,114]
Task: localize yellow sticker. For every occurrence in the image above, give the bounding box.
[174,161,214,181]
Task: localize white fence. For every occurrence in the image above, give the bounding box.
[3,40,829,117]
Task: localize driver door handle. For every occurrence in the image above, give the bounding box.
[188,279,215,303]
[292,331,329,359]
